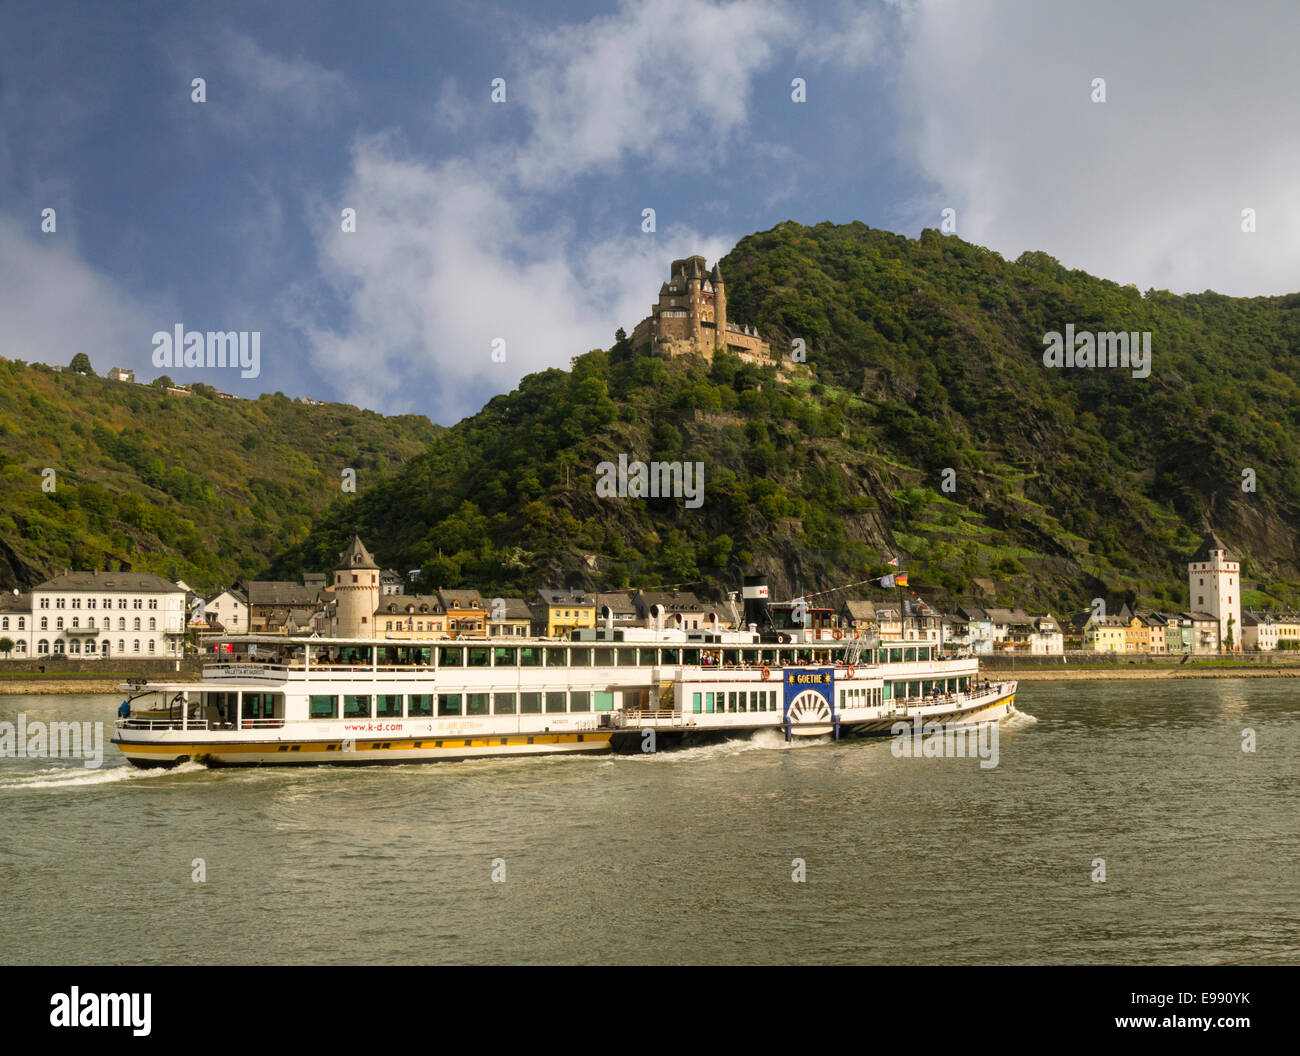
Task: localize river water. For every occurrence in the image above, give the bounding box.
[1,679,1297,965]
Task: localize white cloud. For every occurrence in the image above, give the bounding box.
[509,0,794,188]
[893,0,1300,295]
[303,0,798,420]
[182,29,350,131]
[301,143,732,422]
[0,215,164,373]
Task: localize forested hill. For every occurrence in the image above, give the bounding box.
[0,361,438,589]
[269,221,1300,614]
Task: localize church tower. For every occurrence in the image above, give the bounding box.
[1188,530,1241,651]
[332,536,380,638]
[712,262,726,351]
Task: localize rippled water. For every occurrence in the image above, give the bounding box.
[1,680,1297,965]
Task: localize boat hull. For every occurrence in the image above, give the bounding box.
[113,690,1017,768]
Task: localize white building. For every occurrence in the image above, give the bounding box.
[0,592,32,658]
[16,571,187,659]
[1188,531,1241,652]
[205,587,248,633]
[1241,611,1279,652]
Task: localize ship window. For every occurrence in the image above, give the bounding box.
[310,695,337,719]
[494,693,516,715]
[705,692,715,714]
[545,692,566,714]
[660,648,679,664]
[493,646,517,666]
[728,692,738,713]
[467,647,490,667]
[545,648,567,667]
[438,694,462,716]
[594,691,613,712]
[439,647,463,667]
[519,646,541,666]
[693,692,702,714]
[570,648,592,667]
[905,648,917,662]
[520,692,542,714]
[344,695,371,719]
[723,650,740,666]
[638,648,657,666]
[681,648,700,665]
[889,648,903,664]
[617,648,638,666]
[594,647,614,666]
[377,695,402,718]
[466,693,490,716]
[408,694,433,717]
[570,691,590,712]
[882,683,892,700]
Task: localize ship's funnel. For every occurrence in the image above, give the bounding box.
[742,575,770,629]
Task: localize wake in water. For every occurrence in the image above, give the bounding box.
[617,726,831,765]
[0,760,209,792]
[1001,708,1039,730]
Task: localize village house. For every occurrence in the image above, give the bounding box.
[247,579,326,633]
[375,594,446,638]
[438,589,487,638]
[593,592,638,628]
[205,587,248,634]
[486,598,532,638]
[532,589,597,638]
[633,590,709,630]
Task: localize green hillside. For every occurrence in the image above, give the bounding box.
[0,361,439,589]
[5,220,1299,615]
[267,221,1300,614]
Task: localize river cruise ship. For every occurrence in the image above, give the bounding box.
[112,624,1017,768]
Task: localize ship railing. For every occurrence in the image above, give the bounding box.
[118,717,209,731]
[117,716,288,731]
[619,709,686,728]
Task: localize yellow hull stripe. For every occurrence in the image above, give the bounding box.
[116,732,612,756]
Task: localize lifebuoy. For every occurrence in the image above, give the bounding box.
[846,666,855,678]
[833,629,843,640]
[760,665,771,680]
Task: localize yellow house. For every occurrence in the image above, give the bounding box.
[1275,613,1300,650]
[1123,614,1150,653]
[1083,615,1126,652]
[533,589,596,638]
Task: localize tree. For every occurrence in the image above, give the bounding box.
[0,637,13,658]
[68,353,95,375]
[152,375,174,389]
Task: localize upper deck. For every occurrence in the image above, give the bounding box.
[197,631,977,685]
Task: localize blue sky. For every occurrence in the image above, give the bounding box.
[3,0,1299,423]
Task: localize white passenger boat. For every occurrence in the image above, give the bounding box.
[111,624,1017,768]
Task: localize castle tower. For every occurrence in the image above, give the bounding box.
[332,535,380,638]
[1188,530,1240,651]
[712,262,726,351]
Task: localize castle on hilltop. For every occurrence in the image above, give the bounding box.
[630,256,772,364]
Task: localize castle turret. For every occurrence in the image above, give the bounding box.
[332,536,380,638]
[712,262,726,351]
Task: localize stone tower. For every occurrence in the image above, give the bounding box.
[332,535,380,639]
[1188,530,1240,651]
